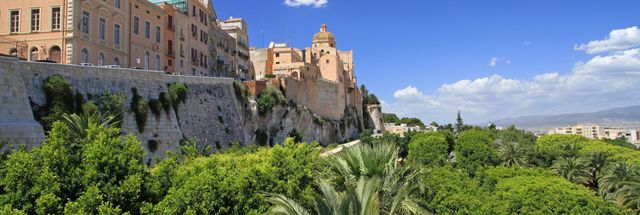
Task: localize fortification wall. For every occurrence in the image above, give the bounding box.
[0,58,45,148]
[0,57,363,157]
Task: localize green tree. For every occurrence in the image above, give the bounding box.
[383,113,400,124]
[495,139,527,167]
[454,130,500,174]
[455,111,464,134]
[408,132,449,167]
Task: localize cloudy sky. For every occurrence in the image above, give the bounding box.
[213,0,640,124]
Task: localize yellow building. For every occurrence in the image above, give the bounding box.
[0,0,130,66]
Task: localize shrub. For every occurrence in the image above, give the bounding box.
[265,74,276,78]
[98,93,126,128]
[130,88,149,132]
[233,80,248,101]
[288,129,304,143]
[148,99,162,118]
[256,86,284,115]
[168,82,187,112]
[82,100,99,115]
[159,92,172,114]
[41,75,74,130]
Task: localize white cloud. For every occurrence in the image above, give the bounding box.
[284,0,327,7]
[383,46,640,124]
[489,57,498,67]
[575,26,640,54]
[489,57,510,67]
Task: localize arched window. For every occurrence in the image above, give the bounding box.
[98,53,105,66]
[81,48,89,63]
[30,47,39,61]
[9,48,17,57]
[144,51,150,70]
[156,55,161,70]
[326,59,330,64]
[49,46,61,63]
[113,56,120,66]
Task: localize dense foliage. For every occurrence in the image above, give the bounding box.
[4,102,640,214]
[257,86,285,115]
[383,113,426,128]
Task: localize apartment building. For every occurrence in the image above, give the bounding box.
[1,0,248,78]
[0,0,130,66]
[548,124,605,139]
[129,0,164,70]
[219,18,252,80]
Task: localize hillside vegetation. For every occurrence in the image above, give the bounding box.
[1,113,640,214]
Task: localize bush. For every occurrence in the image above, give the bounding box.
[148,99,162,118]
[130,88,149,132]
[168,82,187,112]
[98,93,126,128]
[81,101,99,115]
[41,75,75,130]
[256,87,284,115]
[159,92,172,115]
[265,74,276,78]
[233,80,248,101]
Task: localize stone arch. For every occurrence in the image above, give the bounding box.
[292,71,299,79]
[81,48,89,63]
[29,47,39,61]
[49,46,61,63]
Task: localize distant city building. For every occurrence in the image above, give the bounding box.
[548,124,604,139]
[385,123,422,135]
[219,18,252,80]
[548,124,640,146]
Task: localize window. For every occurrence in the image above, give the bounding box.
[114,57,120,66]
[145,21,150,39]
[168,40,173,56]
[31,9,40,31]
[192,5,196,17]
[98,53,104,66]
[81,48,89,63]
[156,26,161,43]
[51,7,61,30]
[133,16,139,34]
[99,18,106,40]
[168,15,173,30]
[115,0,121,8]
[144,51,150,70]
[30,47,39,61]
[10,11,19,33]
[275,53,280,57]
[191,24,197,37]
[156,55,161,70]
[326,59,330,64]
[114,24,121,45]
[82,11,90,34]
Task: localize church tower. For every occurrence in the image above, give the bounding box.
[312,24,336,48]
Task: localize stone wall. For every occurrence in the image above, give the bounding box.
[0,59,45,148]
[283,77,345,121]
[0,57,363,158]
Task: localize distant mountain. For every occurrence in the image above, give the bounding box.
[492,105,640,131]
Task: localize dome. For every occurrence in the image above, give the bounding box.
[312,24,336,44]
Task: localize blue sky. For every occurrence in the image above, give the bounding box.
[213,0,640,124]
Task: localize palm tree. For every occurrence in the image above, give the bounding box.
[552,156,589,184]
[495,138,526,167]
[584,151,610,190]
[267,144,428,215]
[599,160,640,202]
[179,138,212,159]
[61,111,120,139]
[616,181,640,210]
